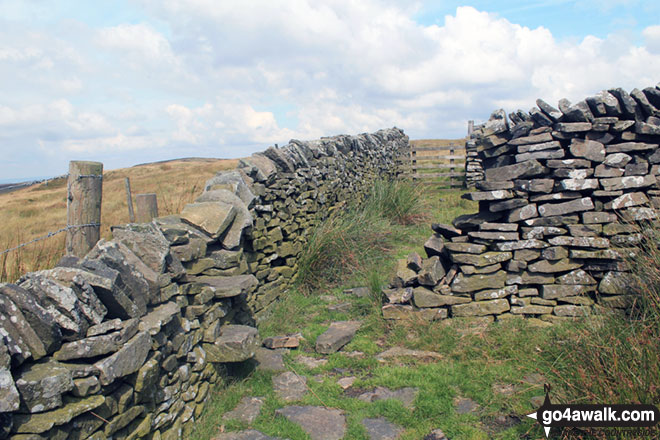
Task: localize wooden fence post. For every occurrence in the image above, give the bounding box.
[66,161,103,257]
[125,177,135,223]
[136,193,158,223]
[468,120,474,137]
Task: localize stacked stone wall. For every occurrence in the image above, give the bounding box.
[0,128,407,439]
[383,84,660,324]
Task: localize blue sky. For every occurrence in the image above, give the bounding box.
[1,0,659,181]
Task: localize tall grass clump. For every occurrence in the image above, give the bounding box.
[544,220,660,408]
[363,179,428,225]
[295,179,427,291]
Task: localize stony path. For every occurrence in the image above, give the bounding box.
[208,289,529,440]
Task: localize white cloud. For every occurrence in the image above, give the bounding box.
[1,1,660,179]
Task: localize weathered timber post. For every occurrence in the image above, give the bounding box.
[468,120,474,137]
[135,193,158,222]
[125,177,135,223]
[66,161,103,257]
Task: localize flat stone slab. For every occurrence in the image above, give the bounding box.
[315,321,361,354]
[212,430,287,440]
[254,347,286,372]
[204,325,259,363]
[275,406,346,440]
[296,355,328,369]
[454,397,480,414]
[337,376,357,390]
[263,334,301,349]
[273,371,308,402]
[357,386,418,409]
[361,417,403,440]
[223,396,265,424]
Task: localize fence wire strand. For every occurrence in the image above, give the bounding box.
[0,223,101,256]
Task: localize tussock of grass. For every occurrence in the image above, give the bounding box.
[295,179,427,292]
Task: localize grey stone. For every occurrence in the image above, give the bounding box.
[316,321,361,354]
[546,159,591,168]
[204,325,259,362]
[455,397,480,414]
[223,396,265,424]
[606,142,658,153]
[111,223,172,274]
[391,260,417,287]
[430,223,462,238]
[467,231,519,241]
[361,417,403,440]
[12,394,105,434]
[358,386,418,409]
[514,179,554,193]
[85,239,157,308]
[444,242,487,254]
[94,331,151,386]
[263,335,301,349]
[54,319,138,361]
[473,286,517,301]
[594,164,624,178]
[542,285,594,300]
[189,274,258,298]
[383,287,413,304]
[423,234,445,258]
[484,160,546,182]
[45,265,139,320]
[599,271,629,295]
[557,269,596,284]
[492,240,548,251]
[180,201,237,239]
[273,371,308,402]
[559,179,598,191]
[0,361,20,412]
[407,252,423,271]
[0,284,62,355]
[254,347,286,372]
[139,302,180,335]
[569,139,605,162]
[275,406,346,440]
[204,169,257,207]
[527,259,582,273]
[604,192,649,210]
[417,256,446,286]
[413,287,470,307]
[548,236,609,248]
[449,252,512,267]
[196,189,253,249]
[516,149,564,162]
[0,293,48,361]
[538,197,594,217]
[18,274,95,341]
[451,299,510,316]
[14,361,74,413]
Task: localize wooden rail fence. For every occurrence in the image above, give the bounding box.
[398,141,466,188]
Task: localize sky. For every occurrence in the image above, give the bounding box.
[1,1,659,181]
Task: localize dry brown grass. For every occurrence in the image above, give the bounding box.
[0,158,238,282]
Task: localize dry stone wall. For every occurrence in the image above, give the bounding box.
[384,84,660,324]
[0,128,407,439]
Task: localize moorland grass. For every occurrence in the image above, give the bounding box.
[0,158,237,282]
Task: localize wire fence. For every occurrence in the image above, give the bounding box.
[0,223,101,256]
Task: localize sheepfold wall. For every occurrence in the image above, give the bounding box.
[0,128,408,439]
[385,84,660,324]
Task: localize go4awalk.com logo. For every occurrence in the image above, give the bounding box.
[526,385,660,438]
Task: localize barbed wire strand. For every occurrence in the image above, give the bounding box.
[0,223,101,256]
